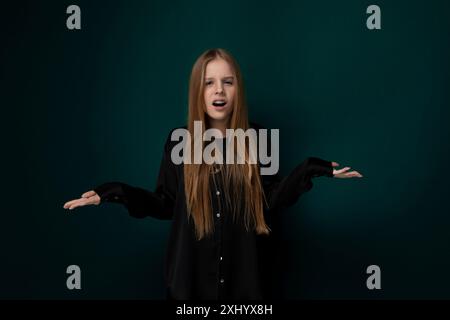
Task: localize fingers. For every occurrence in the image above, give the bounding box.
[347,171,363,178]
[63,198,83,210]
[64,190,99,210]
[331,162,364,179]
[81,190,96,198]
[66,198,89,210]
[63,195,100,210]
[334,166,351,175]
[63,199,78,209]
[334,170,363,178]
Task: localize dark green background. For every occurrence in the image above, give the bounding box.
[2,0,449,299]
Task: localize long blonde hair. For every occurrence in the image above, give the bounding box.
[184,48,270,240]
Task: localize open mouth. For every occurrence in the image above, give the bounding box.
[212,100,227,108]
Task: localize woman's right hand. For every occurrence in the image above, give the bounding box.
[63,190,101,210]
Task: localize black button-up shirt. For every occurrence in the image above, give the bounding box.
[93,123,334,300]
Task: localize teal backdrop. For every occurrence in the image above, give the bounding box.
[2,0,449,299]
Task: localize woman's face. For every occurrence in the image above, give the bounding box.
[203,58,236,127]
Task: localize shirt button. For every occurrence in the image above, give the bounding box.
[220,278,224,284]
[216,213,220,218]
[220,256,223,261]
[216,190,220,196]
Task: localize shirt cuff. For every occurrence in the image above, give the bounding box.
[93,182,126,203]
[307,157,334,178]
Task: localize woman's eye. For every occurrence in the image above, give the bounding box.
[205,81,213,86]
[224,81,233,85]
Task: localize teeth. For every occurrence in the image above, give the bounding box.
[212,100,226,107]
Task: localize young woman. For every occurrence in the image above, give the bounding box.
[63,48,363,300]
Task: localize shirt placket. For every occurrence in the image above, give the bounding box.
[211,168,225,299]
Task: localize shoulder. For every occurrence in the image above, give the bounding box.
[168,125,188,135]
[163,125,187,151]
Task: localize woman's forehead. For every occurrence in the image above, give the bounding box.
[205,59,234,76]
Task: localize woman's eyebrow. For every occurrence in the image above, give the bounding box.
[204,76,235,80]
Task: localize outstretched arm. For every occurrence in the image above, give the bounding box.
[63,131,178,220]
[263,157,363,211]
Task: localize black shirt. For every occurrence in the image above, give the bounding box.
[93,124,334,300]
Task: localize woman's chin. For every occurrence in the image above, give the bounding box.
[207,107,231,120]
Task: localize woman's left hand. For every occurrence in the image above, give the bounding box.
[331,162,363,178]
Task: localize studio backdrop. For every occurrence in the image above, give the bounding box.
[1,0,450,299]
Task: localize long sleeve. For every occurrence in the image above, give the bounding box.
[262,156,333,211]
[93,132,178,220]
